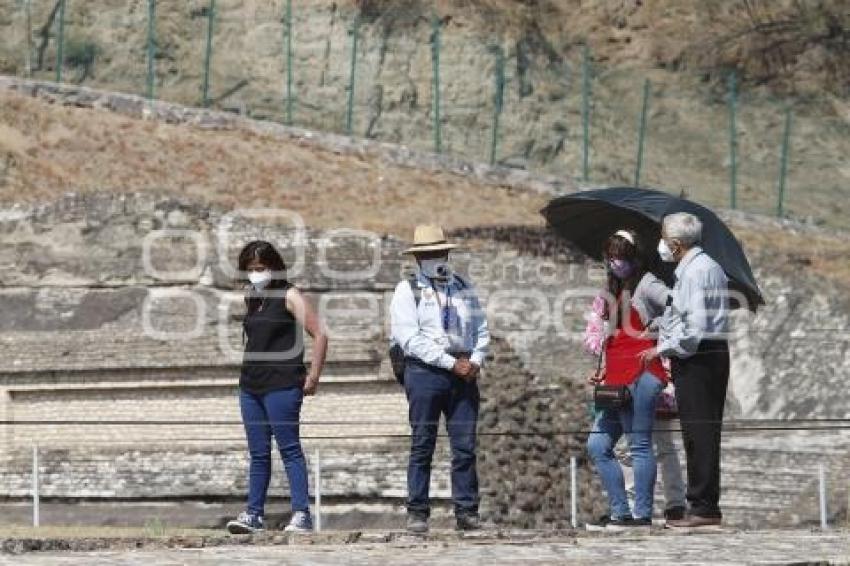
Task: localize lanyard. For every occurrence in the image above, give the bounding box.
[430,279,453,332]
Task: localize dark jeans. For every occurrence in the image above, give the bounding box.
[405,360,480,518]
[672,340,729,518]
[239,387,309,516]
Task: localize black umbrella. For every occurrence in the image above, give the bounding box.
[541,186,765,312]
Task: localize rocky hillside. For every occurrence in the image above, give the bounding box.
[2,1,846,95]
[0,0,847,227]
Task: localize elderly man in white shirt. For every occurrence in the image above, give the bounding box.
[640,212,730,529]
[390,225,490,534]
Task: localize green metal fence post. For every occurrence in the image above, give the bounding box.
[634,78,650,187]
[581,45,591,183]
[430,14,442,154]
[146,0,156,101]
[23,0,33,77]
[284,0,293,125]
[777,106,792,218]
[489,45,505,166]
[727,71,738,209]
[202,0,216,107]
[55,0,66,83]
[345,13,360,136]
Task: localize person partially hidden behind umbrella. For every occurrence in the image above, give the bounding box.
[390,225,490,534]
[584,229,671,531]
[639,212,730,529]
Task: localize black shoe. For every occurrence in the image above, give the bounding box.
[456,514,481,531]
[606,516,651,532]
[226,511,265,534]
[664,506,686,521]
[585,514,612,532]
[407,513,429,534]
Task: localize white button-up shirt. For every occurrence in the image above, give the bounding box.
[390,272,490,370]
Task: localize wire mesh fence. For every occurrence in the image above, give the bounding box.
[0,1,846,227]
[0,423,848,531]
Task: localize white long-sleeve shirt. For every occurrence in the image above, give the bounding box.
[389,272,490,370]
[658,246,730,358]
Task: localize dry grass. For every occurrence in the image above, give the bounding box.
[0,87,847,290]
[732,223,850,288]
[0,90,547,238]
[0,0,845,231]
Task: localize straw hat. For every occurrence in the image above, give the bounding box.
[403,224,458,254]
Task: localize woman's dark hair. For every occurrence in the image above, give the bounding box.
[237,240,288,314]
[602,230,647,328]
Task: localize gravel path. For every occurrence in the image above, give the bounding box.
[1,529,847,565]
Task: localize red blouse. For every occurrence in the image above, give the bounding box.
[604,304,668,386]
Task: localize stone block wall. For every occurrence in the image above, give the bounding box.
[2,193,849,528]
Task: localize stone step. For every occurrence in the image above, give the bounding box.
[723,446,849,459]
[721,466,822,483]
[0,443,453,500]
[0,330,384,374]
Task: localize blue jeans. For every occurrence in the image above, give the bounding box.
[239,387,309,516]
[587,371,664,519]
[405,360,480,517]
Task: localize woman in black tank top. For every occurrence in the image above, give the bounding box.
[241,283,307,393]
[226,241,329,535]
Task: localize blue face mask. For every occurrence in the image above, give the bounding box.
[419,257,451,280]
[608,258,635,279]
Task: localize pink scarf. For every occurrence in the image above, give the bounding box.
[583,293,608,356]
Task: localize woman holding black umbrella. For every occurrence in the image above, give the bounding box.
[544,187,763,531]
[584,229,670,531]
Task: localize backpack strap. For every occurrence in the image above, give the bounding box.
[405,273,464,309]
[406,274,422,307]
[452,273,469,290]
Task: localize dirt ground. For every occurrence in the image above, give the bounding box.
[0,90,548,237]
[0,500,438,533]
[0,528,848,564]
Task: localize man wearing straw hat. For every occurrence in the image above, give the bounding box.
[390,224,490,534]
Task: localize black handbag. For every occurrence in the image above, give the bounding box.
[593,384,632,410]
[592,340,632,411]
[389,343,407,386]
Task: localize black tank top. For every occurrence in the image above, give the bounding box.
[240,283,307,394]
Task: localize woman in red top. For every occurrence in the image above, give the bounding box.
[585,230,670,530]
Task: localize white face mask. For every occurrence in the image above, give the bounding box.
[248,269,273,290]
[657,239,676,263]
[419,257,452,280]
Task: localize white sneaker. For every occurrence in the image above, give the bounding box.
[284,510,313,533]
[585,514,612,532]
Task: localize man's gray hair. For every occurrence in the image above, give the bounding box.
[663,212,703,246]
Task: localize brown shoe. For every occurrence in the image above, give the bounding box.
[663,506,686,521]
[666,515,722,529]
